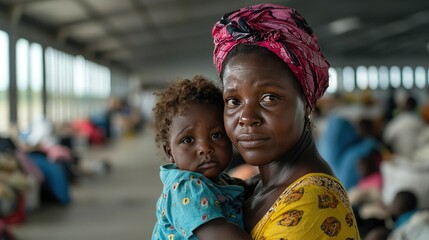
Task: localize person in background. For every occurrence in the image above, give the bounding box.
[366,190,429,240]
[349,150,386,238]
[212,3,359,239]
[383,96,424,158]
[388,190,429,240]
[151,75,251,240]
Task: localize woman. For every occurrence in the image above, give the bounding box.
[212,4,360,239]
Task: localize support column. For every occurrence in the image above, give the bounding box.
[42,45,47,117]
[8,28,17,127]
[8,5,23,131]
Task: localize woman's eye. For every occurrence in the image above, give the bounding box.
[261,94,278,102]
[226,98,240,107]
[181,137,193,144]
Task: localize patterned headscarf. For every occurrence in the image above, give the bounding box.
[212,3,330,110]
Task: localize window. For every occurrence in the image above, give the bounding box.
[415,67,426,89]
[390,66,401,88]
[356,66,369,90]
[368,66,378,90]
[326,67,338,94]
[46,47,111,123]
[342,66,355,92]
[378,66,389,90]
[16,39,44,131]
[30,43,44,124]
[0,30,9,133]
[46,47,74,122]
[16,38,30,130]
[402,66,413,89]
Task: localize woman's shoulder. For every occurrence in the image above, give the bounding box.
[251,173,360,239]
[285,173,350,205]
[257,172,352,222]
[290,173,344,190]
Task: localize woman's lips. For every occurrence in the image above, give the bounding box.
[237,134,268,148]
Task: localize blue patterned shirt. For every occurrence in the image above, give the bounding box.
[152,164,245,239]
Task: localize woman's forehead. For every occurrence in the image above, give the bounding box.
[223,53,296,83]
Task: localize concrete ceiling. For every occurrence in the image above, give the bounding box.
[1,0,429,84]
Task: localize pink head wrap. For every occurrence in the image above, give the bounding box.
[212,3,330,110]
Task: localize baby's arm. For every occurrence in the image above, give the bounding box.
[194,218,251,240]
[162,173,250,239]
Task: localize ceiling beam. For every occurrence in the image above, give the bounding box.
[129,0,162,40]
[55,0,168,57]
[69,0,136,59]
[57,8,134,34]
[335,10,429,53]
[2,0,75,7]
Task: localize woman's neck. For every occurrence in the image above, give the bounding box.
[257,129,330,190]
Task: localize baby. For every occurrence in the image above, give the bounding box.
[151,75,251,239]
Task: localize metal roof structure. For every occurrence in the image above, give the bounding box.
[1,0,428,83]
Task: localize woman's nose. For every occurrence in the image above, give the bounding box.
[238,103,261,126]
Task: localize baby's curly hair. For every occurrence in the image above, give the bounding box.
[153,75,224,148]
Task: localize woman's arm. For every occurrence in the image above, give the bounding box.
[194,218,252,240]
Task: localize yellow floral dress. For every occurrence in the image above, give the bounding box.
[251,173,360,240]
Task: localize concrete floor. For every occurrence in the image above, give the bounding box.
[11,128,164,240]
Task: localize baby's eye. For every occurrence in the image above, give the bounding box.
[212,132,224,140]
[180,137,194,144]
[226,98,240,107]
[261,94,279,102]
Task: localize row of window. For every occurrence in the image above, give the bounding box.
[1,28,429,133]
[327,66,429,94]
[0,30,111,134]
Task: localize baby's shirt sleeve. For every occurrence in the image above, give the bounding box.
[162,174,226,238]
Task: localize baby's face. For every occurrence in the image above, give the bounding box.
[165,103,232,181]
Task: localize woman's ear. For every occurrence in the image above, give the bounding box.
[162,142,174,163]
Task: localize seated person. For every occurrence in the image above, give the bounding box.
[388,190,429,240]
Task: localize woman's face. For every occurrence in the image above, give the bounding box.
[222,52,306,166]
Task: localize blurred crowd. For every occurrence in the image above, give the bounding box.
[0,95,146,239]
[314,88,429,240]
[1,87,428,239]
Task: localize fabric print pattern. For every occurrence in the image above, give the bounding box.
[194,179,202,186]
[345,213,354,227]
[318,191,339,209]
[152,164,245,239]
[182,197,190,205]
[249,173,360,240]
[282,187,304,205]
[201,197,208,206]
[321,217,341,237]
[277,210,303,227]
